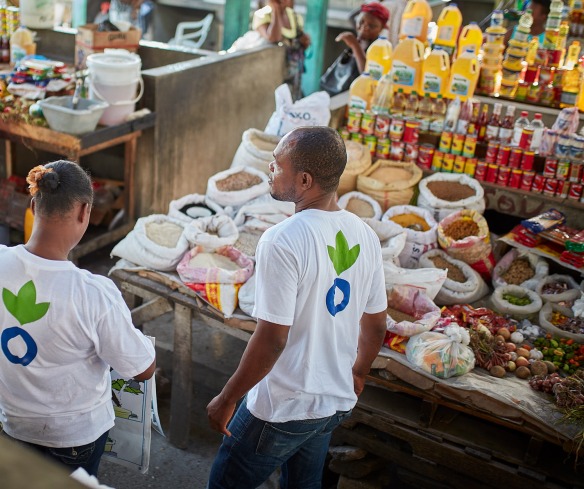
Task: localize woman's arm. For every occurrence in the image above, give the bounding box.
[336,32,367,72]
[257,0,286,43]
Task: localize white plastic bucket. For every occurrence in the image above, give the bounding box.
[90,77,144,126]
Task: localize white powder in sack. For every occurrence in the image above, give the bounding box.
[189,252,241,271]
[145,221,183,248]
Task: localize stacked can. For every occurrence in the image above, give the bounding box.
[403,119,420,164]
[6,6,18,37]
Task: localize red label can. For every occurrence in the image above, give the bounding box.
[347,109,363,133]
[496,145,511,166]
[389,118,405,141]
[486,163,499,183]
[360,111,376,135]
[403,120,421,144]
[497,166,511,186]
[374,114,390,139]
[521,151,535,171]
[519,127,534,150]
[556,159,571,180]
[442,153,455,172]
[568,183,584,200]
[431,151,444,172]
[520,170,536,190]
[464,158,478,177]
[417,143,434,169]
[557,179,570,198]
[569,162,583,183]
[485,141,500,164]
[451,133,466,156]
[509,148,523,169]
[474,161,488,181]
[438,131,453,153]
[509,169,522,188]
[531,174,546,193]
[404,143,419,163]
[390,140,405,161]
[543,158,559,178]
[543,177,558,196]
[453,155,466,173]
[375,138,390,160]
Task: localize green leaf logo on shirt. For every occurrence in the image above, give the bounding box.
[2,281,50,325]
[327,231,360,276]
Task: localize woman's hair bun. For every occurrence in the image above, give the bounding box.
[26,165,59,196]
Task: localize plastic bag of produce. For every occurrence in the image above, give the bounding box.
[206,166,269,209]
[437,209,494,281]
[183,215,239,251]
[538,302,584,342]
[535,274,581,304]
[230,129,281,174]
[168,194,224,223]
[338,191,382,220]
[418,249,489,306]
[386,285,441,337]
[338,140,372,196]
[111,215,188,272]
[417,173,485,222]
[406,325,476,379]
[381,205,438,269]
[490,285,543,320]
[492,249,549,290]
[383,261,447,300]
[264,84,331,137]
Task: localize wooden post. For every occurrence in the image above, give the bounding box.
[223,0,252,50]
[301,0,329,96]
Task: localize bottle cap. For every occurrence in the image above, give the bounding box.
[521,111,529,116]
[535,113,542,118]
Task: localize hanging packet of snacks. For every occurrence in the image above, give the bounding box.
[552,107,579,135]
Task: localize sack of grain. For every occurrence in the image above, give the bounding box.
[177,245,254,284]
[207,166,269,209]
[535,274,581,304]
[437,209,494,281]
[381,205,438,269]
[111,215,189,272]
[168,193,224,224]
[338,141,372,196]
[385,285,441,337]
[491,285,543,320]
[183,215,239,251]
[492,249,549,290]
[356,160,422,212]
[338,191,382,220]
[230,129,281,174]
[419,249,490,306]
[417,173,485,222]
[362,218,407,265]
[233,193,295,233]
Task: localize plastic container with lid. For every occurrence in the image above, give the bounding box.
[349,72,376,111]
[400,0,433,43]
[365,36,393,81]
[433,3,462,56]
[421,48,450,97]
[445,48,479,101]
[391,36,425,94]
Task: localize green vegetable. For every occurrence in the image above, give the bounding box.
[502,293,532,306]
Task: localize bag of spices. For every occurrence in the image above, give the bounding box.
[492,249,548,290]
[535,274,581,304]
[491,285,543,320]
[385,285,441,337]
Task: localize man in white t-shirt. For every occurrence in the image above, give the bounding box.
[207,126,387,488]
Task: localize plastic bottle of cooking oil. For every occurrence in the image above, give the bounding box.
[391,36,425,94]
[391,87,407,115]
[404,90,419,117]
[371,72,394,115]
[445,48,479,101]
[417,92,433,119]
[348,72,376,110]
[10,25,35,66]
[457,22,483,56]
[365,36,393,81]
[400,0,433,43]
[421,48,450,97]
[433,3,462,57]
[564,41,581,70]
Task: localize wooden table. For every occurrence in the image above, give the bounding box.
[0,113,156,260]
[110,268,255,449]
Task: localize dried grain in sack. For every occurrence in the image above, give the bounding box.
[206,166,269,209]
[230,129,281,174]
[168,193,224,223]
[338,191,382,219]
[338,140,372,196]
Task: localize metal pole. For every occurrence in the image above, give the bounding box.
[223,0,252,50]
[301,0,329,96]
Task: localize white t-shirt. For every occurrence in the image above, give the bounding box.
[0,245,155,448]
[247,209,386,422]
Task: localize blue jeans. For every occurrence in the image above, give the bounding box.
[208,401,351,489]
[2,430,109,477]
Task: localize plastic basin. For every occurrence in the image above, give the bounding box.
[38,96,109,135]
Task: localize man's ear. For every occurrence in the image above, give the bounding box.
[301,172,313,190]
[79,202,91,223]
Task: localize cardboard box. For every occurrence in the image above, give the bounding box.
[75,24,141,69]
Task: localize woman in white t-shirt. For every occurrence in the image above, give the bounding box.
[0,161,156,476]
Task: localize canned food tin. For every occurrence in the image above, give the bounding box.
[431,151,444,172]
[451,133,466,156]
[404,143,419,163]
[519,127,534,150]
[520,151,535,171]
[374,114,390,139]
[543,177,558,196]
[568,183,584,200]
[339,127,350,140]
[509,148,523,169]
[486,163,499,183]
[569,162,583,183]
[453,155,466,173]
[486,141,500,164]
[462,136,477,158]
[442,153,455,172]
[497,166,511,186]
[347,109,363,133]
[364,135,377,157]
[390,140,405,161]
[361,111,376,135]
[417,143,434,169]
[543,157,559,178]
[375,138,391,160]
[350,132,364,143]
[496,145,511,166]
[509,169,522,188]
[439,131,453,153]
[556,159,571,180]
[521,170,536,190]
[531,174,546,193]
[390,118,405,141]
[403,120,421,144]
[557,179,570,198]
[474,161,488,181]
[464,158,478,177]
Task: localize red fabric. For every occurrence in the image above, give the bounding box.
[361,2,390,25]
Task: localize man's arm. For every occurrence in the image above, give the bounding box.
[133,359,156,381]
[352,311,387,397]
[207,319,289,436]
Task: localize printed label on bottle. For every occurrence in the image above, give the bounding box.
[349,95,367,111]
[392,61,415,87]
[449,74,471,97]
[366,61,383,81]
[531,128,544,151]
[422,73,442,94]
[499,127,513,144]
[485,125,500,141]
[437,26,453,42]
[511,127,523,147]
[402,17,423,37]
[10,45,26,66]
